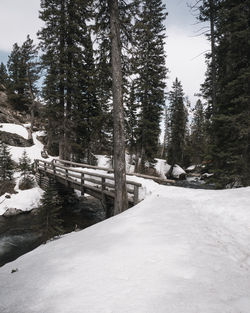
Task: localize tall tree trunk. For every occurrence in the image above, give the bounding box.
[109,0,128,214]
[59,0,66,160]
[209,0,216,112]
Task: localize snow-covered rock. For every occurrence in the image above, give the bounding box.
[0,187,44,216]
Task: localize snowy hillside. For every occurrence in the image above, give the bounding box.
[0,123,49,215]
[0,186,250,313]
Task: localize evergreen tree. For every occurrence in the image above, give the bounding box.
[211,0,250,186]
[125,80,138,157]
[190,99,206,164]
[167,78,187,169]
[38,0,100,160]
[94,0,139,156]
[18,150,35,190]
[0,142,13,181]
[7,37,39,112]
[197,0,250,186]
[19,150,32,177]
[39,185,63,242]
[0,63,8,90]
[134,0,167,167]
[7,43,27,110]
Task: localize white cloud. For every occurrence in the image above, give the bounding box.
[0,0,42,52]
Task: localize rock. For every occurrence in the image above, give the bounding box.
[3,208,24,217]
[0,131,33,147]
[11,268,19,274]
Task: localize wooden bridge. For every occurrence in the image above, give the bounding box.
[34,159,142,207]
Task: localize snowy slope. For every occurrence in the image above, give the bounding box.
[0,123,29,140]
[8,130,54,163]
[0,186,250,313]
[0,123,50,215]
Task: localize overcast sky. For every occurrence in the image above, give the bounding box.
[0,0,209,104]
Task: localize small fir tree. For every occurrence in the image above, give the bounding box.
[0,142,13,181]
[19,150,32,177]
[18,150,34,190]
[0,63,8,90]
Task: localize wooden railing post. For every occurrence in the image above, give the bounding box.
[81,172,85,185]
[81,172,85,196]
[134,185,139,205]
[101,177,106,191]
[52,162,56,178]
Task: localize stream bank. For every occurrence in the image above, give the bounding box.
[0,195,106,267]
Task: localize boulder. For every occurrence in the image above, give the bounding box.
[3,208,24,217]
[0,130,33,147]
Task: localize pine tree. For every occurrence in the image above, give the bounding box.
[0,142,13,181]
[94,0,139,156]
[18,150,35,190]
[7,43,27,110]
[190,99,206,164]
[0,63,8,90]
[7,37,40,112]
[134,0,167,168]
[167,78,187,170]
[38,0,99,160]
[19,150,32,177]
[125,80,138,157]
[211,0,250,186]
[39,185,63,242]
[197,0,250,186]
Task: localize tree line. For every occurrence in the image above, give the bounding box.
[0,0,249,188]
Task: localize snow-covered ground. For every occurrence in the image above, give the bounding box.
[0,172,44,215]
[0,186,44,215]
[0,123,29,140]
[0,123,49,215]
[0,186,250,313]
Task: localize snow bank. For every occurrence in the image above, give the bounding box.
[0,123,29,139]
[0,187,44,215]
[0,186,250,313]
[95,154,112,168]
[8,131,55,163]
[154,158,171,178]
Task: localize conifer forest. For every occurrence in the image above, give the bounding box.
[0,1,250,312]
[0,0,249,190]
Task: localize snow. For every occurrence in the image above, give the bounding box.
[0,122,51,215]
[186,164,196,171]
[0,123,29,139]
[8,130,55,163]
[172,164,186,178]
[0,187,44,215]
[95,155,186,179]
[71,166,159,202]
[155,158,171,178]
[0,186,250,313]
[95,154,112,168]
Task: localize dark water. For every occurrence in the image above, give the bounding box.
[0,196,106,267]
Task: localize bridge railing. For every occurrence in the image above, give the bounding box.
[34,159,142,205]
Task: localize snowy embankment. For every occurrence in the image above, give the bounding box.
[0,123,48,215]
[0,186,250,313]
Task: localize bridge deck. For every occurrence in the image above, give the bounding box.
[34,159,142,205]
